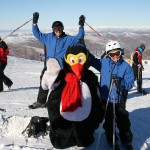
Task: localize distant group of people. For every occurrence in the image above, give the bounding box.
[0,11,147,150]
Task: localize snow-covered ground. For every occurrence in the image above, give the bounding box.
[0,56,150,150]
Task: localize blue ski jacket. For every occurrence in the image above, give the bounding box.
[90,55,134,103]
[32,25,84,68]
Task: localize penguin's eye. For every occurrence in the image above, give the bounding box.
[65,53,86,66]
[78,56,83,63]
[70,57,75,64]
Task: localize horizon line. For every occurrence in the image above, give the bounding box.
[0,25,150,31]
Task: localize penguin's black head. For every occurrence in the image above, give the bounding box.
[63,45,91,79]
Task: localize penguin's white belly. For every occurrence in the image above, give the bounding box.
[60,82,92,121]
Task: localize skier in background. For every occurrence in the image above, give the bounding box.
[131,44,146,94]
[89,41,134,150]
[0,37,13,92]
[28,12,85,109]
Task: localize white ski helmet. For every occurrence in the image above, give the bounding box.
[106,41,122,54]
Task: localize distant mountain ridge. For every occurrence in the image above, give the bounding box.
[1,27,150,61]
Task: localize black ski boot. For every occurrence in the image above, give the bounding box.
[142,90,148,95]
[137,89,148,95]
[28,102,46,109]
[114,144,120,150]
[8,81,13,90]
[108,142,120,150]
[124,142,134,150]
[0,108,6,112]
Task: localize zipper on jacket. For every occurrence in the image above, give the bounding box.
[54,38,59,58]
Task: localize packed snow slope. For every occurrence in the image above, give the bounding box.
[0,56,150,150]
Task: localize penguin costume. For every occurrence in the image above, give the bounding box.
[44,45,104,149]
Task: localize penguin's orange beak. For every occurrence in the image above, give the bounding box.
[71,63,85,79]
[65,52,87,79]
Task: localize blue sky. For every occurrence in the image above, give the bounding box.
[0,0,150,30]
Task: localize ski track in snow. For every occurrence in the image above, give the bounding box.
[0,56,150,150]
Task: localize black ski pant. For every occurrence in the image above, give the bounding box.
[37,67,49,104]
[132,65,142,91]
[0,62,13,91]
[103,102,133,144]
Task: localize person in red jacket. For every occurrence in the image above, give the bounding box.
[132,44,146,94]
[0,37,13,92]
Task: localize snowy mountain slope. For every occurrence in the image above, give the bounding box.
[1,27,150,61]
[0,56,150,150]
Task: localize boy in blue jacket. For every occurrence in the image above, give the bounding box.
[29,12,85,109]
[90,41,134,150]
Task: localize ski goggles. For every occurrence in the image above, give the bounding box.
[109,50,121,58]
[53,27,63,32]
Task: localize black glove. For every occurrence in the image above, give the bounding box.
[111,74,120,85]
[33,12,39,24]
[79,15,86,27]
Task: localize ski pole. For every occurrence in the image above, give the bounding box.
[85,22,132,59]
[96,78,115,150]
[0,18,32,42]
[137,67,142,90]
[96,64,117,150]
[112,79,116,150]
[84,21,108,40]
[85,22,110,42]
[85,22,102,37]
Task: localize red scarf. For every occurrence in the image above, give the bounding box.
[61,73,82,112]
